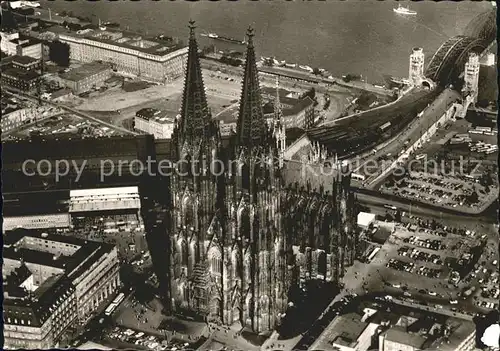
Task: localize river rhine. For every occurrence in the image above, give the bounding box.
[45,1,491,83]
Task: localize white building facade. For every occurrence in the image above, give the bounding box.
[57,32,188,83]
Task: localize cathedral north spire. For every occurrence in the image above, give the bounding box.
[236,26,268,148]
[177,20,214,152]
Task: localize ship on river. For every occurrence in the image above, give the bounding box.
[202,32,245,45]
[393,4,417,15]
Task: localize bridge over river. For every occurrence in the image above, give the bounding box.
[285,7,496,161]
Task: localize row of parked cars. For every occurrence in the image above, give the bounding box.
[404,236,445,251]
[386,258,414,273]
[415,266,442,279]
[108,327,193,351]
[475,300,499,310]
[398,246,443,265]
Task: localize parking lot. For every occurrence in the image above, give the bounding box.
[380,118,498,214]
[359,221,490,310]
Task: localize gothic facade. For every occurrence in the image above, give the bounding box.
[163,22,357,333]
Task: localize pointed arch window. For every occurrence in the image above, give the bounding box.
[239,209,250,241]
[183,284,189,301]
[210,256,222,274]
[241,162,250,190]
[209,248,222,275]
[182,241,189,266]
[183,196,194,227]
[232,251,242,278]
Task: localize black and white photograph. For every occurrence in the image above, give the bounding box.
[0,0,498,350]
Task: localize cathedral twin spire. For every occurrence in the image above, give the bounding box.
[177,20,214,152]
[235,27,269,149]
[178,23,277,154]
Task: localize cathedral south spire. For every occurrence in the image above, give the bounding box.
[273,77,286,167]
[176,20,213,152]
[236,27,268,148]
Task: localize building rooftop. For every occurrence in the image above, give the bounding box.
[372,226,392,244]
[10,33,42,48]
[283,96,315,115]
[3,190,70,217]
[55,26,185,57]
[260,86,297,99]
[60,61,112,82]
[2,67,40,81]
[357,212,376,227]
[70,186,139,198]
[3,229,115,327]
[262,95,314,118]
[2,135,156,164]
[12,54,39,65]
[328,313,369,348]
[384,326,427,349]
[69,186,141,213]
[2,135,157,192]
[136,108,174,124]
[428,319,477,351]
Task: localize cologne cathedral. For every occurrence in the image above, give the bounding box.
[161,21,357,333]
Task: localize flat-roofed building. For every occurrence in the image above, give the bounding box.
[2,191,71,232]
[53,27,188,83]
[134,108,175,139]
[58,61,112,94]
[357,212,376,229]
[217,92,315,132]
[1,67,41,92]
[1,135,157,192]
[379,326,426,351]
[3,230,121,349]
[69,186,141,214]
[3,213,71,231]
[12,55,40,71]
[261,86,316,129]
[0,31,43,59]
[14,34,43,59]
[310,312,380,351]
[1,32,22,55]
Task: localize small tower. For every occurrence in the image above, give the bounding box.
[273,77,286,168]
[462,52,480,102]
[409,47,425,86]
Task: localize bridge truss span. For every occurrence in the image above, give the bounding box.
[425,36,488,85]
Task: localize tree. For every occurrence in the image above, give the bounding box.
[48,40,70,67]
